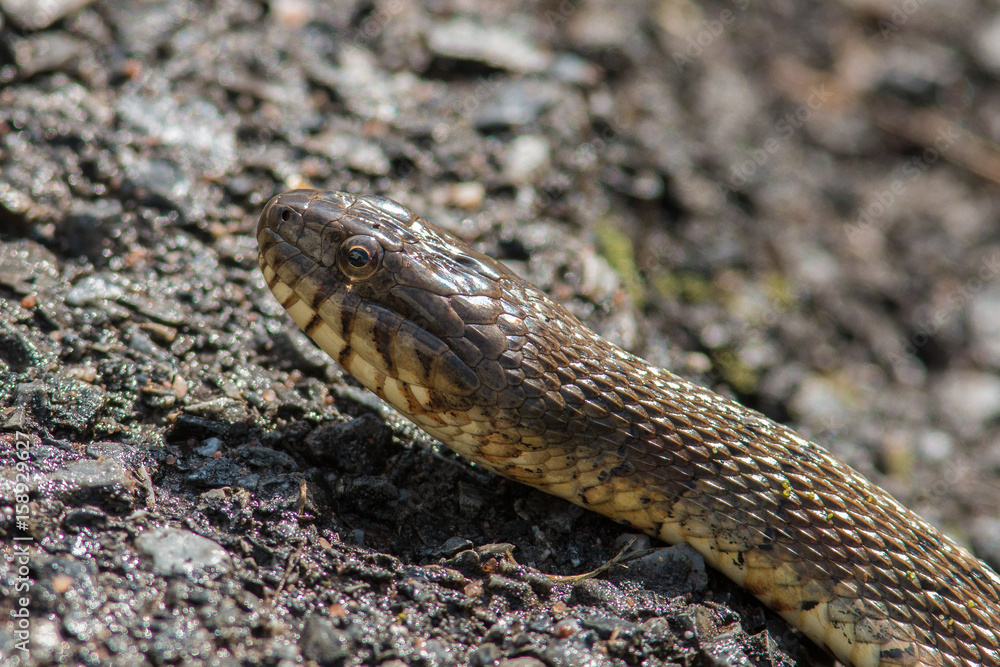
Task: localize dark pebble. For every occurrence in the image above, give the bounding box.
[433,536,475,558]
[46,458,135,507]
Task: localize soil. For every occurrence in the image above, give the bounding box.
[1,1,999,666]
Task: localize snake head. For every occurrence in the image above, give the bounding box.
[256,189,552,432]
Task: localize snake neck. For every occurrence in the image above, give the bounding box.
[258,190,1000,667]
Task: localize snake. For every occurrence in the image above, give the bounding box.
[256,189,1000,667]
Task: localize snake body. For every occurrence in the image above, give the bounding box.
[256,189,1000,667]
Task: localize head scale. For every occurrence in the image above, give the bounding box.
[256,189,533,431]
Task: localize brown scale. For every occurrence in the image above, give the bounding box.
[258,189,1000,667]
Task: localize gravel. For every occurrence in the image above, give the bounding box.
[1,0,999,665]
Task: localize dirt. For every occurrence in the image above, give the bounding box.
[1,0,999,665]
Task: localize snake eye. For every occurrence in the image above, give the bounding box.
[337,235,383,280]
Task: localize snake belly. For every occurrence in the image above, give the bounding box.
[256,189,1000,667]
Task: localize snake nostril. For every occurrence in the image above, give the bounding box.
[280,207,292,222]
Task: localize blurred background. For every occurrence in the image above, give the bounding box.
[1,1,999,665]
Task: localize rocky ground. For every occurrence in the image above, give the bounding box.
[2,0,1000,665]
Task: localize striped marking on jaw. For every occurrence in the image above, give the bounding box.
[267,276,440,424]
[266,274,498,465]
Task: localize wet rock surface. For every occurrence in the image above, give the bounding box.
[1,0,999,665]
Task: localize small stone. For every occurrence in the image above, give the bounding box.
[934,371,1000,432]
[186,457,258,491]
[202,599,243,631]
[580,614,640,640]
[0,239,61,294]
[446,182,485,209]
[427,18,551,73]
[183,397,248,424]
[300,615,352,663]
[974,16,1000,73]
[565,3,634,50]
[699,628,753,666]
[463,580,483,598]
[915,429,954,463]
[168,413,228,442]
[549,52,601,84]
[65,274,125,306]
[434,536,474,558]
[10,32,89,78]
[196,437,223,457]
[470,643,500,667]
[485,574,537,608]
[0,0,93,30]
[51,573,74,594]
[115,93,236,177]
[568,578,620,607]
[476,543,516,559]
[503,135,550,184]
[47,459,134,500]
[62,611,100,641]
[47,374,107,433]
[969,284,1000,368]
[135,527,232,579]
[303,131,390,176]
[63,506,108,529]
[471,80,562,129]
[553,619,579,638]
[498,657,546,667]
[876,44,960,103]
[272,0,311,28]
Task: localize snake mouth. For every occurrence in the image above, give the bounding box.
[256,189,512,419]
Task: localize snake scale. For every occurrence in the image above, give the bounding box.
[256,189,1000,667]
